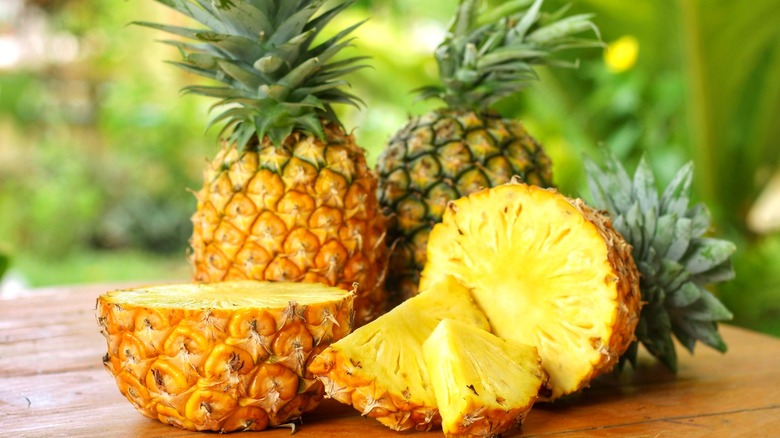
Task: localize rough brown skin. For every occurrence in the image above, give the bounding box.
[189,122,387,326]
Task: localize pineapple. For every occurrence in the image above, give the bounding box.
[422,319,547,438]
[419,180,642,400]
[308,275,491,432]
[96,281,354,432]
[137,0,387,326]
[584,153,735,371]
[377,0,601,301]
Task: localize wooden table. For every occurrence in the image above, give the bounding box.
[2,283,779,437]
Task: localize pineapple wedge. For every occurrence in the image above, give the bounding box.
[97,281,353,432]
[423,319,547,438]
[420,181,642,400]
[308,276,490,431]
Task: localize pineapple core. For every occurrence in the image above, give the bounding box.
[423,319,547,437]
[420,182,640,399]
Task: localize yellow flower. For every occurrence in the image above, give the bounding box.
[604,35,639,73]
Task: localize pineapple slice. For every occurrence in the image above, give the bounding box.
[96,281,353,432]
[308,276,490,431]
[420,181,641,399]
[423,319,547,438]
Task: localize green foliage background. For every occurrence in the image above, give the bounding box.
[0,0,778,336]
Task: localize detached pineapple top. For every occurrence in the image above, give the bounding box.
[418,0,601,110]
[137,0,366,147]
[585,153,736,371]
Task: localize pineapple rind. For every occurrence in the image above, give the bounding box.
[420,182,641,400]
[308,276,491,431]
[97,281,354,432]
[423,319,547,438]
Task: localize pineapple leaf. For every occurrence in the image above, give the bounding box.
[216,60,265,90]
[665,217,692,261]
[682,238,737,275]
[651,214,677,261]
[154,0,226,32]
[268,4,319,48]
[676,288,734,321]
[526,14,599,44]
[666,281,701,308]
[632,157,659,215]
[133,21,203,40]
[672,319,728,353]
[213,1,272,38]
[692,260,736,285]
[585,152,736,371]
[660,162,694,216]
[425,0,600,110]
[182,85,244,99]
[686,203,712,237]
[143,0,364,147]
[507,0,542,41]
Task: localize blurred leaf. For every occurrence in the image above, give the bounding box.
[678,0,780,228]
[0,251,9,280]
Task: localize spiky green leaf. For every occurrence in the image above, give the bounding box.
[585,152,735,372]
[683,238,737,275]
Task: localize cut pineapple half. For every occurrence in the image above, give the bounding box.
[97,281,354,432]
[420,181,641,399]
[423,319,547,438]
[308,276,490,431]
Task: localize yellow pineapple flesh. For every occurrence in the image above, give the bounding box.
[420,181,642,400]
[308,276,490,431]
[96,281,353,432]
[423,319,547,438]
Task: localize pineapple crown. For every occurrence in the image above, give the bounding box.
[585,152,736,372]
[417,0,602,110]
[136,0,367,148]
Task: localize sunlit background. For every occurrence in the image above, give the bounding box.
[1,0,779,336]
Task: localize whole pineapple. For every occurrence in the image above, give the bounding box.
[138,0,387,326]
[584,153,736,371]
[97,281,354,432]
[377,0,601,301]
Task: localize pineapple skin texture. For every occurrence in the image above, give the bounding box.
[421,182,642,399]
[308,278,491,432]
[190,123,387,326]
[96,285,354,432]
[377,108,553,302]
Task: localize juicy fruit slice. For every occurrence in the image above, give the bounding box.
[97,281,353,432]
[420,181,641,399]
[423,319,547,438]
[308,276,490,431]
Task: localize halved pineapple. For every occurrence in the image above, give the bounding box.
[96,281,353,432]
[423,319,547,438]
[308,276,490,431]
[420,180,642,399]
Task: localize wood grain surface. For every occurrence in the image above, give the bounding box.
[1,283,779,437]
